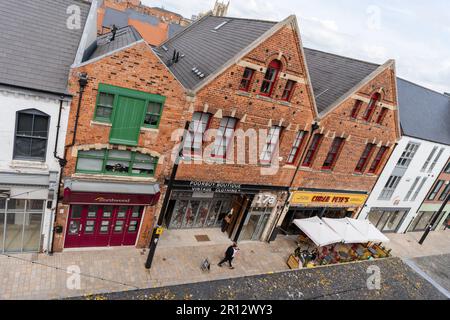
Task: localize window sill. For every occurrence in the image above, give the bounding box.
[283,165,297,169]
[236,91,251,97]
[72,173,157,183]
[10,160,48,170]
[91,120,112,127]
[141,127,160,134]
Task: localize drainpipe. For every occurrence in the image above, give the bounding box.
[268,121,320,242]
[48,73,89,255]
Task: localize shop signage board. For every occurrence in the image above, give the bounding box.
[189,181,242,194]
[291,191,367,207]
[64,190,160,206]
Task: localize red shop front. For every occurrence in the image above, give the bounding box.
[63,188,160,249]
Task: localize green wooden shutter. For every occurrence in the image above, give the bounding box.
[109,96,146,146]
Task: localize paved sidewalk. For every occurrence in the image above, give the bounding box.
[386,230,450,258]
[0,233,296,300]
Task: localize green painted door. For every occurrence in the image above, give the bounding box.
[109,96,146,146]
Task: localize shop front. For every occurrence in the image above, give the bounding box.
[408,203,450,232]
[281,189,368,235]
[62,180,160,249]
[0,172,58,254]
[164,180,287,242]
[365,208,410,233]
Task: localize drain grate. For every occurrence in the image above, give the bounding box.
[195,235,211,242]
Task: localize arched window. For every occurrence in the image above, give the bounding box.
[14,109,50,161]
[260,60,282,97]
[363,92,381,121]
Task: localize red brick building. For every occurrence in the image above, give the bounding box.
[52,26,188,251]
[280,49,401,235]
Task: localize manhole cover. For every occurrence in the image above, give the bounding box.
[195,235,210,242]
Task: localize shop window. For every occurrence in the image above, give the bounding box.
[14,109,49,161]
[260,60,282,97]
[281,80,296,102]
[287,131,307,164]
[368,146,388,174]
[302,134,323,167]
[350,100,363,119]
[322,137,345,170]
[260,126,282,164]
[94,92,115,122]
[428,180,444,201]
[76,149,158,177]
[363,92,381,121]
[143,102,163,128]
[428,147,444,173]
[397,142,420,168]
[379,175,402,200]
[376,108,388,125]
[185,112,211,157]
[355,143,376,173]
[213,117,237,158]
[239,68,255,92]
[439,183,450,201]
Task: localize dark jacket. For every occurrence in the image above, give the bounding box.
[225,246,235,259]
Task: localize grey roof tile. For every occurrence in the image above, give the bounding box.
[0,0,91,95]
[397,78,450,145]
[102,7,129,28]
[84,26,142,62]
[156,16,277,90]
[126,8,160,26]
[303,48,380,114]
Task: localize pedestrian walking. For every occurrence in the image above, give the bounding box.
[218,242,239,269]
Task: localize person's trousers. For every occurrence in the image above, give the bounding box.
[219,257,233,267]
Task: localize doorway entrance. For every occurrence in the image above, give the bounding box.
[64,205,144,248]
[239,207,272,241]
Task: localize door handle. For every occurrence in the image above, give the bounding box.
[79,223,83,235]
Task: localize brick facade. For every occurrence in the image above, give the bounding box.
[52,42,187,251]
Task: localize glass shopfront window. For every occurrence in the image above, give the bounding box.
[367,208,408,233]
[168,192,233,229]
[409,211,447,232]
[239,207,272,241]
[1,199,45,253]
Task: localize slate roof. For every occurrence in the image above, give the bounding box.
[126,8,160,26]
[397,78,450,145]
[102,7,129,29]
[303,48,380,114]
[0,0,91,95]
[155,16,277,90]
[168,23,185,39]
[83,26,142,62]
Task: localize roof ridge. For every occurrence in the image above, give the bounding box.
[304,47,380,67]
[398,77,450,99]
[212,15,278,24]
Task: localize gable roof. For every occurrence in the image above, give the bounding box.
[303,48,380,114]
[397,78,450,145]
[0,0,91,95]
[82,26,142,62]
[155,15,277,90]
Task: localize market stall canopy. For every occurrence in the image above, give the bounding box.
[322,218,368,244]
[347,218,390,243]
[293,217,344,247]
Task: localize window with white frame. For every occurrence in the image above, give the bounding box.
[396,142,420,168]
[428,147,444,173]
[213,117,237,158]
[287,131,307,164]
[421,146,438,172]
[379,175,402,200]
[404,177,421,201]
[185,112,211,157]
[260,126,282,164]
[411,177,428,202]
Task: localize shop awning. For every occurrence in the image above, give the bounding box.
[64,179,160,195]
[322,218,368,244]
[293,217,344,247]
[347,218,390,243]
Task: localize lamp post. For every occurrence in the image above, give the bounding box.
[419,187,450,245]
[145,121,190,269]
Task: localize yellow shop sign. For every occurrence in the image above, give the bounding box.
[291,191,367,207]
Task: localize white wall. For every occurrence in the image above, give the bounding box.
[359,136,450,233]
[0,87,71,251]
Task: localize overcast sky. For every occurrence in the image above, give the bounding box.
[144,0,450,94]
